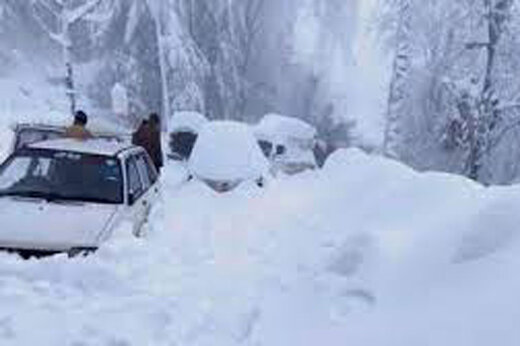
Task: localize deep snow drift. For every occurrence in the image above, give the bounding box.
[0,148,518,345]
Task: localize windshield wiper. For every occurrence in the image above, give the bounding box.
[43,193,119,205]
[65,196,120,204]
[0,190,50,200]
[0,191,75,203]
[0,191,119,204]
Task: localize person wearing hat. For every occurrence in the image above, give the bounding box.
[148,113,163,172]
[66,110,93,140]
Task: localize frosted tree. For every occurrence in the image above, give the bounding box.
[377,0,520,183]
[440,0,515,182]
[383,0,412,159]
[30,0,104,115]
[146,0,170,122]
[463,0,513,181]
[174,0,269,120]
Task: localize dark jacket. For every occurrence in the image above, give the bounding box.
[132,121,163,171]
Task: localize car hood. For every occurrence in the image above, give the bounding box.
[0,197,119,251]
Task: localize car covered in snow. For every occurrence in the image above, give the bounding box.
[0,138,160,257]
[167,111,208,161]
[254,113,318,175]
[188,121,270,192]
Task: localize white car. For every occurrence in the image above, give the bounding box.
[188,121,270,192]
[254,113,318,175]
[0,138,160,257]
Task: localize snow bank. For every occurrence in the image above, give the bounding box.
[0,148,519,345]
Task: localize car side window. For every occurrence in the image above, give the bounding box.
[126,156,144,201]
[276,144,286,156]
[258,140,273,158]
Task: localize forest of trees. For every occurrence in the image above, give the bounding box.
[382,0,520,184]
[0,0,356,144]
[2,0,520,185]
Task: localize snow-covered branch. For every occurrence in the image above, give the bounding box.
[65,0,103,25]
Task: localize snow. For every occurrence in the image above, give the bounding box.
[0,147,519,344]
[168,111,208,134]
[0,62,69,161]
[188,121,270,182]
[255,113,317,143]
[110,83,128,116]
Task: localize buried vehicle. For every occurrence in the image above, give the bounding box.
[167,111,208,161]
[0,138,160,257]
[254,113,318,175]
[188,121,270,192]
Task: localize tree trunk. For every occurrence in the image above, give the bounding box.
[467,0,509,181]
[62,1,76,116]
[152,0,171,127]
[384,0,411,159]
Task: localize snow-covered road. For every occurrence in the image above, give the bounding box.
[0,149,519,345]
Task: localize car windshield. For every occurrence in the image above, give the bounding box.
[0,148,123,204]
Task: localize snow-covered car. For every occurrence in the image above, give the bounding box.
[167,111,208,161]
[0,138,160,257]
[254,113,318,175]
[188,121,270,192]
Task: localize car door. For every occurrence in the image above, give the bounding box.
[138,151,160,204]
[125,154,148,236]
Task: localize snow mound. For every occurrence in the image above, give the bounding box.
[189,121,270,181]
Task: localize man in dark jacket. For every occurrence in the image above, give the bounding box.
[132,113,163,173]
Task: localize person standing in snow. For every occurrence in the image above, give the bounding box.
[149,113,164,172]
[132,113,163,173]
[65,110,93,140]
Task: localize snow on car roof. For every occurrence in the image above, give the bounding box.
[189,121,270,181]
[168,111,208,134]
[254,113,317,142]
[29,138,133,156]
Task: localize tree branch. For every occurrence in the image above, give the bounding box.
[65,0,103,25]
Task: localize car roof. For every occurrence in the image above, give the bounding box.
[28,138,135,156]
[254,113,317,142]
[169,111,208,134]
